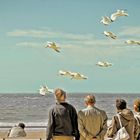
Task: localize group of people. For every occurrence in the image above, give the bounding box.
[6,88,140,140]
[46,88,140,140]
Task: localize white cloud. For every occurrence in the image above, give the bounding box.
[16,42,41,47]
[7,29,95,40]
[119,26,140,37]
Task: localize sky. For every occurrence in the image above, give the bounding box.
[0,0,140,94]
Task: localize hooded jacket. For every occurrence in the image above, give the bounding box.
[107,108,139,140]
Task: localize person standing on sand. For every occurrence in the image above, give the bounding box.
[46,88,79,140]
[107,99,139,140]
[78,95,108,140]
[134,98,140,140]
[7,122,26,138]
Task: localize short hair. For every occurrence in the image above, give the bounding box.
[84,95,96,104]
[116,99,127,110]
[18,123,25,129]
[134,98,140,112]
[54,88,66,101]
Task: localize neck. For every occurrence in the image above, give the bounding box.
[87,104,94,107]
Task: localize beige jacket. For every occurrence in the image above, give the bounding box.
[107,109,139,140]
[78,106,108,140]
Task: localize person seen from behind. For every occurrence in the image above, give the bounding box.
[46,88,79,140]
[134,98,140,140]
[107,99,139,140]
[7,122,26,138]
[78,94,108,140]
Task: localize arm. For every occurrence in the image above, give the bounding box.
[46,109,54,140]
[134,117,140,140]
[96,111,108,140]
[106,116,118,138]
[78,111,93,140]
[71,107,79,140]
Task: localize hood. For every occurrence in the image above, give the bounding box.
[119,109,134,121]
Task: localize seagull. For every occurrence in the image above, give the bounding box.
[96,61,113,67]
[100,16,113,25]
[70,72,88,80]
[45,42,60,53]
[125,40,140,45]
[103,31,117,39]
[39,85,54,96]
[58,70,73,77]
[111,10,128,21]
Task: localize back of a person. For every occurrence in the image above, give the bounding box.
[118,109,135,140]
[8,126,26,138]
[107,99,137,140]
[81,106,104,136]
[78,95,107,140]
[53,102,74,135]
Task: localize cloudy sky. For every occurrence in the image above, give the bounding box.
[0,0,140,93]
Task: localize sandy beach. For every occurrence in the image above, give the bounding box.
[0,129,46,140]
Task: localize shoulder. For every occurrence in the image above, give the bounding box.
[66,103,77,110]
[94,107,107,116]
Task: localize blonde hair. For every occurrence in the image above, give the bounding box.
[84,95,96,104]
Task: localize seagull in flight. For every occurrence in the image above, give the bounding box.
[70,72,88,80]
[45,42,60,53]
[39,85,54,96]
[111,10,128,21]
[100,16,113,25]
[103,31,117,39]
[96,61,113,67]
[125,40,140,45]
[58,70,73,77]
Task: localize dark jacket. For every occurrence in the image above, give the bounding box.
[46,102,79,140]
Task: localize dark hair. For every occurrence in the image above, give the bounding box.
[18,123,25,129]
[116,99,127,110]
[54,88,66,101]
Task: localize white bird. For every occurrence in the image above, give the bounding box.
[103,31,117,39]
[70,72,88,80]
[59,70,73,77]
[100,16,112,25]
[39,85,54,96]
[45,42,60,53]
[111,10,128,21]
[96,61,113,67]
[125,40,140,45]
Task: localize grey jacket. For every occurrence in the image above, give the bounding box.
[78,106,108,140]
[46,102,79,140]
[8,126,26,138]
[107,109,139,140]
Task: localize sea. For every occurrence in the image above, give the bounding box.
[0,93,139,128]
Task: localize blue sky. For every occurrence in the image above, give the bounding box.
[0,0,140,93]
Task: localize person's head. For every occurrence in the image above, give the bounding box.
[134,98,140,112]
[18,123,25,129]
[84,95,96,106]
[116,99,127,111]
[54,88,66,103]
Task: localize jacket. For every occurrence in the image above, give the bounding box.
[134,112,140,140]
[46,102,79,140]
[107,109,139,140]
[8,126,26,138]
[78,106,108,140]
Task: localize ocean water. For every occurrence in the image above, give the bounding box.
[0,93,139,127]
